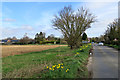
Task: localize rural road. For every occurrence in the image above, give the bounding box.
[92,43,118,78]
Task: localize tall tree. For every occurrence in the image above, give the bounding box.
[52,6,96,49]
[35,32,45,44]
[35,33,39,43]
[39,32,44,41]
[82,32,87,40]
[104,19,119,45]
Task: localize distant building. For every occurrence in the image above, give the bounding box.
[0,40,8,44]
[0,39,19,44]
[11,40,19,43]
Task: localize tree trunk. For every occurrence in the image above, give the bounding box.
[70,45,73,49]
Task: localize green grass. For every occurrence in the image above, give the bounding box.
[2,44,91,78]
[104,44,120,50]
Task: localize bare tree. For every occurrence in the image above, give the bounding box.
[104,18,120,45]
[52,6,96,49]
[20,33,31,44]
[47,34,55,41]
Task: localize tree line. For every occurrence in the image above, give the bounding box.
[94,18,120,46]
[4,31,88,45]
[2,32,61,45]
[103,19,120,45]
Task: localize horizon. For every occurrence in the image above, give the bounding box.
[1,2,118,39]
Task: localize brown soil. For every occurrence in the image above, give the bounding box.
[2,45,66,57]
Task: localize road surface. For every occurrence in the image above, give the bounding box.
[92,43,118,78]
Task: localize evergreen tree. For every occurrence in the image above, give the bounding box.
[82,33,87,40]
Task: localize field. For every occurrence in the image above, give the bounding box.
[2,43,92,78]
[2,45,66,57]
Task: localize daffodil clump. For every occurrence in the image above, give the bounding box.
[65,69,69,72]
[75,43,91,55]
[75,52,80,55]
[81,45,88,49]
[80,43,91,50]
[46,63,71,74]
[47,63,62,71]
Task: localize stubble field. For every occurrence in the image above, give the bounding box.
[2,45,66,57]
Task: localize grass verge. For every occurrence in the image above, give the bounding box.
[104,44,120,50]
[2,43,92,78]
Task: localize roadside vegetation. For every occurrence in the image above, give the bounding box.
[2,43,92,78]
[103,19,120,50]
[104,44,120,50]
[90,18,120,50]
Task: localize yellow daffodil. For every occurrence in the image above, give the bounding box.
[76,52,79,54]
[67,69,69,70]
[49,68,52,70]
[57,66,60,69]
[52,66,55,68]
[53,69,54,70]
[47,66,48,68]
[66,69,69,72]
[61,66,63,68]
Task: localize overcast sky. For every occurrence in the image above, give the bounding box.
[1,1,118,39]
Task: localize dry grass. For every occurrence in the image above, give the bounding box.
[2,45,66,57]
